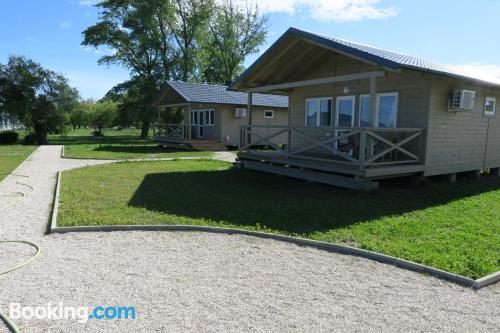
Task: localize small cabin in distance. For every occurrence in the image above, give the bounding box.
[153,81,288,151]
[230,28,500,190]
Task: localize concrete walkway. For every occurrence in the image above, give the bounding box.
[0,146,498,332]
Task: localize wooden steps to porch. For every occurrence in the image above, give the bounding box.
[189,140,228,151]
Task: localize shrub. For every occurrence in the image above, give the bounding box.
[0,130,19,144]
[22,132,37,145]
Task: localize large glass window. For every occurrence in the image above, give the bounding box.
[358,93,398,128]
[319,99,332,126]
[306,98,332,126]
[359,95,371,127]
[377,93,398,128]
[336,96,355,127]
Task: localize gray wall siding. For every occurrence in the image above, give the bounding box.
[424,77,500,176]
[287,58,431,155]
[485,115,500,168]
[289,70,430,128]
[219,105,289,146]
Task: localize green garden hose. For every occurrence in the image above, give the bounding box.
[0,240,41,333]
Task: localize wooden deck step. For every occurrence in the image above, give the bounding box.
[189,140,228,152]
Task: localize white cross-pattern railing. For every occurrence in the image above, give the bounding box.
[155,123,190,141]
[239,125,425,168]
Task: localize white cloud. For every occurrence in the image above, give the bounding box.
[26,37,40,42]
[78,0,98,6]
[451,63,500,85]
[59,21,71,29]
[246,0,398,22]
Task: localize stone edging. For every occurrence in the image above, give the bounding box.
[48,169,500,290]
[60,145,217,162]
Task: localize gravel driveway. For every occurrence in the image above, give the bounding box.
[0,146,498,333]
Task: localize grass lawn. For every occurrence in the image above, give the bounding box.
[49,128,211,159]
[0,145,37,182]
[57,160,500,279]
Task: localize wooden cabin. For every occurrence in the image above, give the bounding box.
[230,28,500,190]
[153,81,288,150]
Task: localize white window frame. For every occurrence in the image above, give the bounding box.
[335,95,356,127]
[484,97,496,116]
[192,109,215,127]
[264,110,274,119]
[304,97,332,126]
[357,92,399,128]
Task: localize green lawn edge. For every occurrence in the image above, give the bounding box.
[57,159,500,279]
[0,145,37,182]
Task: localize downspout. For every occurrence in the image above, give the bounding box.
[483,116,491,169]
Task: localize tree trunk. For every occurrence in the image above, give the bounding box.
[140,120,150,139]
[34,123,48,145]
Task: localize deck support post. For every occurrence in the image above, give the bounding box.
[367,77,377,158]
[187,103,192,141]
[287,96,292,153]
[247,92,253,146]
[447,173,457,183]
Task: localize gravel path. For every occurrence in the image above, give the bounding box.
[0,146,498,333]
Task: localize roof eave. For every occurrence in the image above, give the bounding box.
[229,27,401,91]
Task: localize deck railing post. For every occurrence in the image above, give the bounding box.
[187,104,192,142]
[359,128,367,168]
[247,93,253,146]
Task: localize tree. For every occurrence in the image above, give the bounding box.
[202,0,268,85]
[167,0,214,81]
[0,56,78,144]
[70,100,93,129]
[82,0,165,138]
[88,100,117,134]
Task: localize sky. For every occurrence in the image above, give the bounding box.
[2,0,500,100]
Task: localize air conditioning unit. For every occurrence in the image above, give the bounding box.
[234,108,247,118]
[449,89,476,111]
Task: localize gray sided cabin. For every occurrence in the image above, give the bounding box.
[153,81,288,150]
[229,28,500,190]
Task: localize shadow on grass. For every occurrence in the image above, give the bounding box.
[49,134,149,145]
[92,145,187,154]
[128,167,500,234]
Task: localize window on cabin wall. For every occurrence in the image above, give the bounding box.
[377,93,398,128]
[336,96,355,127]
[264,110,274,119]
[358,93,398,128]
[359,95,371,127]
[305,98,332,126]
[484,97,496,116]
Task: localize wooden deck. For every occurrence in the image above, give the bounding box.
[238,150,424,178]
[237,125,426,190]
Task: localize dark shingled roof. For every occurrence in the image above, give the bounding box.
[165,81,288,108]
[231,27,500,89]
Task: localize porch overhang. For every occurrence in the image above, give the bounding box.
[244,71,386,93]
